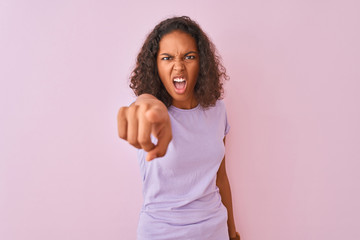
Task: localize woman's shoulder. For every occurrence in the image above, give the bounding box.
[215,99,225,107]
[198,99,227,117]
[208,99,226,111]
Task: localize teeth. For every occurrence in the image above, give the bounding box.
[173,78,185,82]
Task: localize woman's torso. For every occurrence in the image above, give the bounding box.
[137,100,230,240]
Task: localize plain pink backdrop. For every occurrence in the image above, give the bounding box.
[1,0,359,239]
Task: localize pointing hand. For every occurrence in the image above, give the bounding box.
[117,94,172,161]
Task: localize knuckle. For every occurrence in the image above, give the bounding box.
[157,148,167,157]
[128,104,138,115]
[139,102,150,110]
[127,137,137,146]
[137,136,148,146]
[118,107,128,118]
[138,103,150,117]
[130,142,140,149]
[118,131,126,139]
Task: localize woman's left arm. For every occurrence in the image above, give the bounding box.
[216,137,240,240]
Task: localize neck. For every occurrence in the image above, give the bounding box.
[172,98,198,109]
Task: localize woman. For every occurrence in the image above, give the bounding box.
[118,16,240,240]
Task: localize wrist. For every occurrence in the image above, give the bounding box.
[230,232,240,240]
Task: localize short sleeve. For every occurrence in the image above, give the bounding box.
[224,111,230,136]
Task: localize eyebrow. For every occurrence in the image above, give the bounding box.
[159,51,198,56]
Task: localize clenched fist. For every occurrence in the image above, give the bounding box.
[117,94,172,161]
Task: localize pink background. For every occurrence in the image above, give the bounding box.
[1,0,359,239]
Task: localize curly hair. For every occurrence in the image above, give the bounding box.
[129,16,229,108]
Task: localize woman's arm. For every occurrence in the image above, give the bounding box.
[216,138,240,240]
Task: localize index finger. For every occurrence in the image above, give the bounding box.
[146,127,172,161]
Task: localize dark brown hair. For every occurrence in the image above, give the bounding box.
[129,16,228,108]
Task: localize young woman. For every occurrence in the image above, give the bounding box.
[118,16,240,240]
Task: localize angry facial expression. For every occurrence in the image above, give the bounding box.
[157,30,200,109]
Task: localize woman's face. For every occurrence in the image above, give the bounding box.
[157,30,200,109]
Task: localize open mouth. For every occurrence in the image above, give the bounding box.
[173,77,187,94]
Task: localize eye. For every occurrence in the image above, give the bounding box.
[161,56,171,60]
[185,55,196,60]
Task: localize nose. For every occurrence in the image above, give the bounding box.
[173,60,184,72]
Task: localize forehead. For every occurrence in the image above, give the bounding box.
[158,30,197,52]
